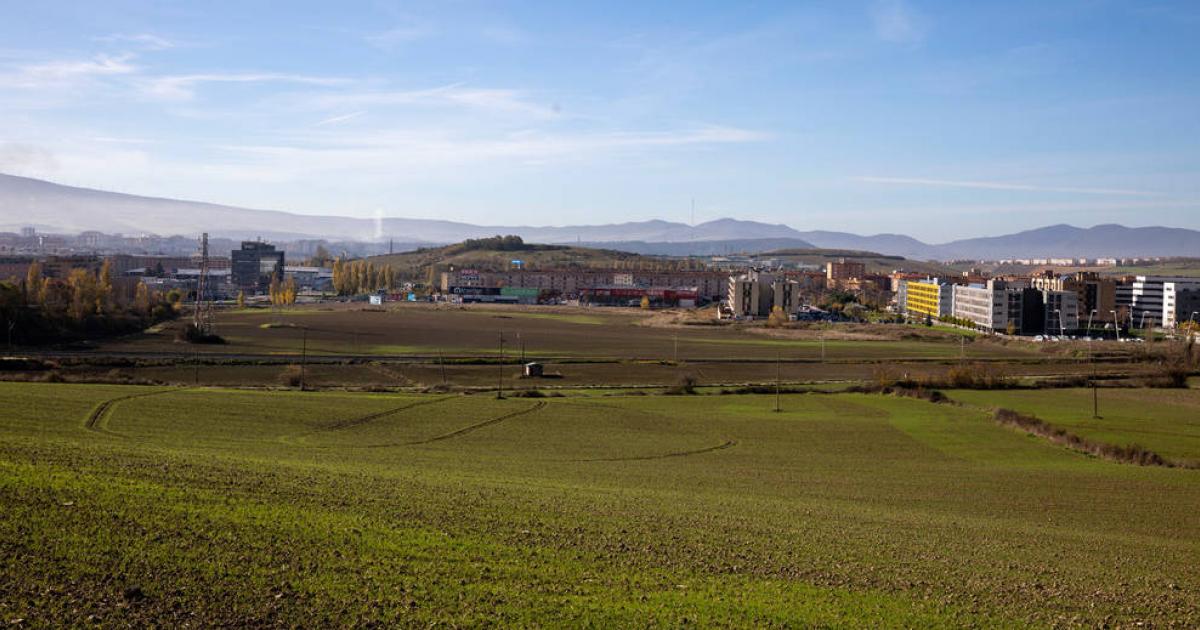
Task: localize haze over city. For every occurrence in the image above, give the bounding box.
[3,1,1199,240]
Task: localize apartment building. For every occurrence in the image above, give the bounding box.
[1030,271,1116,322]
[952,280,1024,333]
[1043,290,1080,335]
[724,268,801,316]
[827,258,865,283]
[903,278,954,320]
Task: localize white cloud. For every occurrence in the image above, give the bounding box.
[869,0,927,44]
[138,72,347,101]
[853,176,1167,197]
[311,84,563,119]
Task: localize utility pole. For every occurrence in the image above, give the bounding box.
[774,352,782,413]
[300,327,308,391]
[496,332,505,400]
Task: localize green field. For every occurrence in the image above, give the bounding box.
[950,388,1200,463]
[2,382,1198,626]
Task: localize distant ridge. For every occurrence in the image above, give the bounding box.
[2,172,1199,259]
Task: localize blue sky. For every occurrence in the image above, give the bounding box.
[1,1,1198,241]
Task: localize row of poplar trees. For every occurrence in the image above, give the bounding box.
[331,259,399,295]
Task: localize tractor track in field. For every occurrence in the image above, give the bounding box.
[318,396,452,432]
[409,400,547,445]
[83,388,190,437]
[571,440,737,462]
[360,400,548,449]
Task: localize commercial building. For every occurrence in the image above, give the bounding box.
[231,241,285,293]
[284,266,334,291]
[439,268,729,304]
[1163,282,1200,329]
[1129,276,1199,328]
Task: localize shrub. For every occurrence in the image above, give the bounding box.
[177,323,226,345]
[664,373,698,395]
[278,365,303,387]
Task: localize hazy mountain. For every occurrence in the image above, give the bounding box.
[0,173,799,245]
[794,231,937,259]
[933,224,1200,259]
[3,173,1199,259]
[578,238,816,256]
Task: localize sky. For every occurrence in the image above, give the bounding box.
[1,0,1198,241]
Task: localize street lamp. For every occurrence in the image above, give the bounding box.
[1054,309,1066,339]
[1087,309,1096,340]
[1110,310,1120,342]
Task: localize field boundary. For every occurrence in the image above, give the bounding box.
[991,407,1198,469]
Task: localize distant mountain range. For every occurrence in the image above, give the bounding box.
[3,172,1199,260]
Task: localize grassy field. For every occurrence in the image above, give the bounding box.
[2,382,1198,626]
[950,387,1200,463]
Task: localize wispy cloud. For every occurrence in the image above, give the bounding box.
[869,0,927,44]
[11,54,138,87]
[312,84,562,119]
[94,33,175,51]
[314,111,365,126]
[366,18,435,50]
[139,73,347,101]
[213,125,767,175]
[853,176,1168,197]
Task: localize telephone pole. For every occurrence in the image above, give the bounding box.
[496,332,505,399]
[299,327,308,391]
[774,352,782,413]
